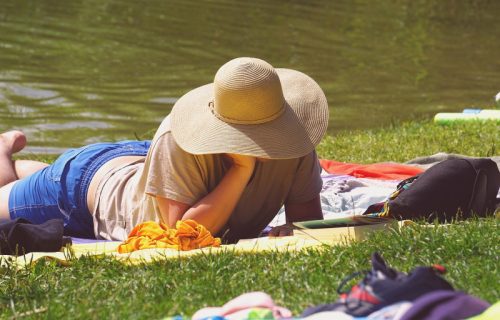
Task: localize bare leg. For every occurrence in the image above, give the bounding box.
[15,160,49,179]
[0,181,16,220]
[0,131,48,220]
[0,130,27,187]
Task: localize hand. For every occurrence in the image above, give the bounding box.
[269,223,295,237]
[224,153,256,171]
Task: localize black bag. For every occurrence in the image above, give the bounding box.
[371,158,500,221]
[0,218,71,255]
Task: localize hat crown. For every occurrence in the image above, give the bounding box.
[213,57,285,124]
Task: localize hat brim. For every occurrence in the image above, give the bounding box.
[170,68,328,159]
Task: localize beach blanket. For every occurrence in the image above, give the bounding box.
[269,174,400,227]
[0,221,408,269]
[319,160,424,180]
[0,237,322,268]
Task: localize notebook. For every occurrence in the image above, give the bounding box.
[292,215,394,229]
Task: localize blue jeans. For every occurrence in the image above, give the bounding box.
[9,140,151,238]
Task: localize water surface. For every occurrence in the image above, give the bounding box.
[1,0,499,152]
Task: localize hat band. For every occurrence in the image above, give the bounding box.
[208,101,286,125]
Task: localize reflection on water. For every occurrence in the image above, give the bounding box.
[0,0,499,152]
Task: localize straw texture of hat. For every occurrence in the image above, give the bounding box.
[170,57,329,159]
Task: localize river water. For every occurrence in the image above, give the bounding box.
[1,0,499,153]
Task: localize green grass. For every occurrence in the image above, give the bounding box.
[317,120,498,163]
[2,120,499,319]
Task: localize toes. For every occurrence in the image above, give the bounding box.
[11,131,27,153]
[0,130,27,154]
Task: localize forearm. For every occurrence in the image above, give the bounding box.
[181,164,253,234]
[285,195,323,223]
[269,196,323,237]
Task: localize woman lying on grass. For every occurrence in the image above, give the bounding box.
[0,57,329,242]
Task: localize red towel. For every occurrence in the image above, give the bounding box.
[319,160,424,180]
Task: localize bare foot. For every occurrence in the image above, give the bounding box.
[0,130,27,155]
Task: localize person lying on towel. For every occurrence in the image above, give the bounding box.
[0,57,328,243]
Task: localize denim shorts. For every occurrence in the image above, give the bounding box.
[9,140,151,238]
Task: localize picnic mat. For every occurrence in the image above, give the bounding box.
[0,221,407,268]
[0,238,321,268]
[319,159,424,180]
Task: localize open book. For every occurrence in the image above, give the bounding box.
[236,215,402,249]
[292,214,394,229]
[289,215,400,243]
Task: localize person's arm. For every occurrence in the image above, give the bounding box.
[268,194,323,237]
[269,149,323,237]
[156,154,255,234]
[285,194,323,222]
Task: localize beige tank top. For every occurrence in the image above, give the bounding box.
[92,115,322,240]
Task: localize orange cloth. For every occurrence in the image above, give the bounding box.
[117,220,221,253]
[319,159,424,180]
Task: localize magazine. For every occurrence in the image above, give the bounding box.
[292,214,394,229]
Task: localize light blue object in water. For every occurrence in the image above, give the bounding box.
[496,92,500,107]
[462,109,482,114]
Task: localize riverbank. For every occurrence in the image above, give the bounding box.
[2,119,499,318]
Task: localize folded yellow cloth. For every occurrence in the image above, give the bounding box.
[117,220,221,253]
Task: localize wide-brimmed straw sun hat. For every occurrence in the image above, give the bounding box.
[170,57,329,159]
